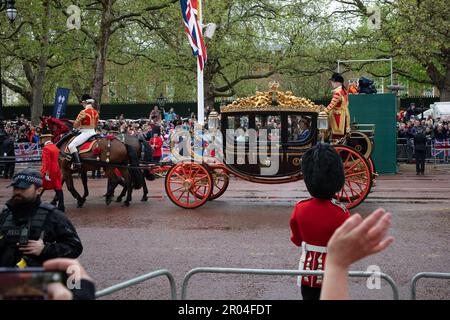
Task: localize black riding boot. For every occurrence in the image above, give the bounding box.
[56,189,65,212]
[71,152,82,169]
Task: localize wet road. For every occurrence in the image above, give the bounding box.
[2,164,448,300]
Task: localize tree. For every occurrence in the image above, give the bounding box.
[333,0,450,100]
[53,0,180,106]
[0,0,70,124]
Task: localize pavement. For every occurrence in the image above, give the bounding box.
[0,163,448,300]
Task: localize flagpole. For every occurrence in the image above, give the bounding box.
[197,0,204,126]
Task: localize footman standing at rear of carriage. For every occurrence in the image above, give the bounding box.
[324,73,351,141]
[290,143,350,300]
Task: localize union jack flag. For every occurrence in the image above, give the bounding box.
[180,0,207,71]
[14,143,42,162]
[432,139,450,158]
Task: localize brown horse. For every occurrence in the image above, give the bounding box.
[40,117,142,207]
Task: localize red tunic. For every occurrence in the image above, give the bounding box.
[290,198,350,288]
[74,107,99,129]
[41,143,63,190]
[149,136,163,158]
[324,86,350,136]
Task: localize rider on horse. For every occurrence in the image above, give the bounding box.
[67,94,99,168]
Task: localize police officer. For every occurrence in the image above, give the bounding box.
[0,168,83,267]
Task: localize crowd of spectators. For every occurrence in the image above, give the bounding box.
[397,103,449,163]
[397,103,449,140]
[0,106,211,170]
[95,106,202,139]
[1,114,41,144]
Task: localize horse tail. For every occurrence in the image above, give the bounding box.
[125,143,143,190]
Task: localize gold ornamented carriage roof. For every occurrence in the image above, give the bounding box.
[220,82,324,113]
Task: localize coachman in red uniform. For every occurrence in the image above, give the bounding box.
[290,143,349,300]
[68,94,99,168]
[40,134,64,212]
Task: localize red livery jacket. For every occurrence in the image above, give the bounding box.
[74,106,99,129]
[41,143,63,190]
[324,86,351,136]
[290,198,350,288]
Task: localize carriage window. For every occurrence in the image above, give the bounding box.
[255,115,281,142]
[227,116,249,130]
[288,115,312,142]
[226,115,250,143]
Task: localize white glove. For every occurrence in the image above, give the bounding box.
[45,174,51,181]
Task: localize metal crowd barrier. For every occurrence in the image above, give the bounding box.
[95,269,177,300]
[397,138,448,163]
[410,272,450,300]
[181,267,399,300]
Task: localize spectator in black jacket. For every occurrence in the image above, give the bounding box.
[414,127,427,175]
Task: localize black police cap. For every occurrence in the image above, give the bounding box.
[8,168,43,189]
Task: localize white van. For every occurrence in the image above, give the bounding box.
[424,102,450,120]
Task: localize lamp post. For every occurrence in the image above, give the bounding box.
[0,0,18,121]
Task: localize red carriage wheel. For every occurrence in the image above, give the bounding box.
[334,145,372,210]
[209,168,230,201]
[165,161,213,209]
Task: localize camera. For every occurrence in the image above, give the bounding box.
[0,268,66,300]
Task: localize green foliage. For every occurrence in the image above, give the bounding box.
[1,0,448,110]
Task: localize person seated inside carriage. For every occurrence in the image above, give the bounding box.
[297,118,311,143]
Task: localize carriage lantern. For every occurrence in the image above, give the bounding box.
[318,111,328,142]
[207,109,219,130]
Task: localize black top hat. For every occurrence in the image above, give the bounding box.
[80,94,93,102]
[330,73,344,83]
[8,168,42,189]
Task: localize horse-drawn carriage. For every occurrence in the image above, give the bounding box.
[163,84,376,210]
[40,84,375,210]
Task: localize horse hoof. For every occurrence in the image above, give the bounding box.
[106,198,112,205]
[116,197,123,203]
[141,196,148,202]
[77,199,86,208]
[122,202,130,207]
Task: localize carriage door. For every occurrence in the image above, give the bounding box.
[283,114,315,175]
[254,114,283,176]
